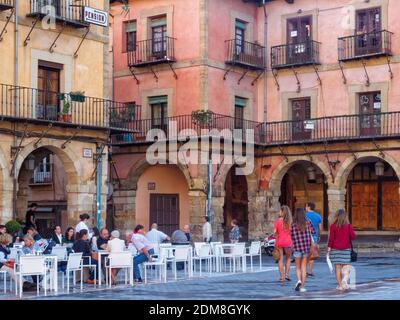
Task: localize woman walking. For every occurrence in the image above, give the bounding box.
[274,205,293,282]
[229,219,241,243]
[327,209,356,290]
[291,208,315,292]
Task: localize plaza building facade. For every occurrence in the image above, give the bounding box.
[0,0,129,236]
[109,0,400,241]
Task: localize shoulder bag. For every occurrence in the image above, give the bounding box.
[349,224,357,262]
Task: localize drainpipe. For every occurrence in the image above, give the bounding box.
[12,0,19,220]
[96,144,103,231]
[263,1,268,123]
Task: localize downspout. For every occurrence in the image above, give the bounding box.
[12,0,19,220]
[263,1,268,123]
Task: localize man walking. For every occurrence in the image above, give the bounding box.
[202,216,212,243]
[305,202,322,277]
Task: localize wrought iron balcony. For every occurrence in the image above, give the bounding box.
[338,30,393,62]
[111,111,400,146]
[27,0,90,28]
[30,163,53,185]
[225,39,266,70]
[271,40,320,69]
[0,83,138,132]
[127,36,176,67]
[0,0,13,11]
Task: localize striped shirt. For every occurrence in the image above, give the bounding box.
[290,221,315,253]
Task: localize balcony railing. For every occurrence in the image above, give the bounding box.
[111,111,400,146]
[225,39,266,70]
[28,0,89,28]
[0,0,13,11]
[271,40,320,69]
[127,37,176,67]
[338,30,393,61]
[0,83,137,132]
[31,163,52,185]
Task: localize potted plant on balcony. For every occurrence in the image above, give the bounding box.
[58,98,72,123]
[191,109,214,129]
[69,90,85,102]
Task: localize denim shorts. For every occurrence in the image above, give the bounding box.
[293,251,308,258]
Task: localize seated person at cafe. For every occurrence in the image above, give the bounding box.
[97,228,109,251]
[131,225,154,283]
[107,230,126,285]
[0,225,6,235]
[72,229,99,284]
[0,233,19,284]
[51,225,65,245]
[171,225,191,245]
[26,227,42,242]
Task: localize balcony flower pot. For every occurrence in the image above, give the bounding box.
[63,114,72,123]
[57,115,64,122]
[191,110,214,129]
[70,91,85,102]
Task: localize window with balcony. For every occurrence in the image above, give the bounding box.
[234,96,247,129]
[149,96,168,132]
[123,20,136,53]
[235,20,247,55]
[359,91,381,137]
[291,98,311,141]
[31,155,53,185]
[151,16,167,59]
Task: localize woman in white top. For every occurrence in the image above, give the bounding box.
[91,227,100,252]
[75,214,92,239]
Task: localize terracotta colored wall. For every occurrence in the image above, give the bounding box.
[135,165,189,231]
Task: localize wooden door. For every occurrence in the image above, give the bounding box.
[359,92,381,136]
[37,66,60,120]
[355,7,381,56]
[381,181,400,230]
[149,194,179,237]
[350,182,377,230]
[291,98,311,141]
[152,24,167,57]
[286,16,312,65]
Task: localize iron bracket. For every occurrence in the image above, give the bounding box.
[371,138,385,158]
[167,61,178,79]
[338,61,347,84]
[223,66,232,80]
[346,139,358,161]
[49,22,66,53]
[128,66,140,85]
[292,67,301,93]
[10,123,30,176]
[149,67,159,82]
[33,123,53,148]
[386,55,393,80]
[0,8,15,42]
[237,69,249,85]
[251,70,265,86]
[61,126,81,149]
[323,141,335,183]
[74,25,90,58]
[23,15,41,46]
[361,59,370,87]
[312,63,322,85]
[301,143,313,162]
[272,68,280,91]
[277,144,289,163]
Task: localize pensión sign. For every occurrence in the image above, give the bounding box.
[83,7,108,27]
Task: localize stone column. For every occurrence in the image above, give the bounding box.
[327,187,347,221]
[188,190,207,242]
[112,189,136,231]
[248,191,268,240]
[211,196,225,242]
[265,190,281,233]
[0,187,14,224]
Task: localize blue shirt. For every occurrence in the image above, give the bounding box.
[306,211,322,242]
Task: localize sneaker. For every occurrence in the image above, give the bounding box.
[300,287,307,292]
[295,281,302,291]
[306,272,315,277]
[134,278,143,284]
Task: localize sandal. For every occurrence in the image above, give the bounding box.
[285,276,291,281]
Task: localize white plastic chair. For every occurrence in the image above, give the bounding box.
[60,252,83,293]
[194,242,206,256]
[172,246,192,279]
[127,244,138,256]
[143,250,167,284]
[0,270,6,293]
[15,256,47,298]
[232,243,246,273]
[210,242,222,271]
[245,241,262,271]
[51,246,67,261]
[192,244,212,276]
[105,252,133,287]
[81,255,97,285]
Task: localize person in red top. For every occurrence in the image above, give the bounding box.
[274,205,293,282]
[327,209,356,291]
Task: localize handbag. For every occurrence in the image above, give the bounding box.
[272,247,281,261]
[349,224,357,262]
[4,260,15,269]
[309,243,320,261]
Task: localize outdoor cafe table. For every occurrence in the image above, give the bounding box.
[97,250,109,286]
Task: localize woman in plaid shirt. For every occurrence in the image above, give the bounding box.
[291,208,315,292]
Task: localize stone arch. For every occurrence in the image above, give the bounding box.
[269,156,334,196]
[125,157,194,191]
[15,139,82,185]
[335,152,400,189]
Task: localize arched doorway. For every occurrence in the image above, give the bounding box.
[279,161,328,229]
[17,147,68,238]
[223,166,249,241]
[345,157,400,231]
[135,165,189,236]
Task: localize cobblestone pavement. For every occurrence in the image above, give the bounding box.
[1,252,399,300]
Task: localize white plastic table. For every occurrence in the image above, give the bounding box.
[97,250,110,286]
